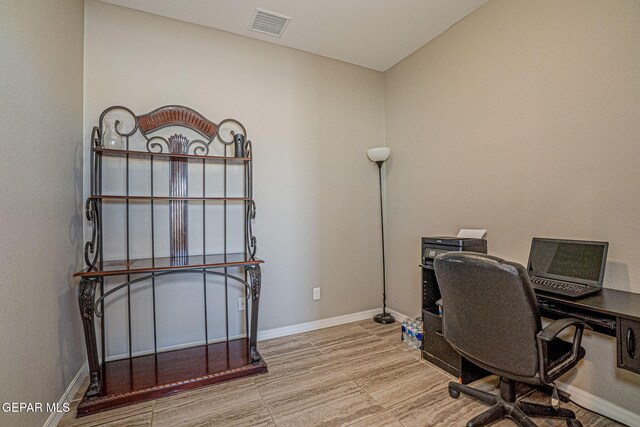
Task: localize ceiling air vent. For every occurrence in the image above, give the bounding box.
[249,8,291,38]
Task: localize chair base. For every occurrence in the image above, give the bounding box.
[448,378,582,427]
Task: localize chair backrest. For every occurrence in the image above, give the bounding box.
[434,252,542,378]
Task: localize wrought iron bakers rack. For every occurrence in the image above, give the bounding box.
[74,105,265,416]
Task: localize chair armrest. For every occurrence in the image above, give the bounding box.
[536,318,591,384]
[538,318,588,342]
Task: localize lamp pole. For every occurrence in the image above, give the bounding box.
[366,146,395,325]
[373,161,394,324]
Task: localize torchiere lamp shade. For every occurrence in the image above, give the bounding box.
[367,147,391,163]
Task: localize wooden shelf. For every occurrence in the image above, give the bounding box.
[76,338,267,417]
[90,195,250,202]
[75,253,263,278]
[94,147,251,163]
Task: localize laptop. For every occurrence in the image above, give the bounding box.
[527,238,608,298]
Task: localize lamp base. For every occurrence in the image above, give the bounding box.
[373,312,395,324]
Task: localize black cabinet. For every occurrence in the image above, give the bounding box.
[421,269,489,383]
[420,236,489,384]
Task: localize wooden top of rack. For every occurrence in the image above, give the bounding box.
[74,253,263,278]
[94,147,251,162]
[90,195,250,201]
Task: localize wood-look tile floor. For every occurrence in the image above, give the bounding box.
[59,320,622,426]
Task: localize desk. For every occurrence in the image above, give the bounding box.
[536,287,640,374]
[421,262,640,379]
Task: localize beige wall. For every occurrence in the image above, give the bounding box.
[384,0,640,415]
[0,0,85,425]
[5,0,636,420]
[84,0,385,351]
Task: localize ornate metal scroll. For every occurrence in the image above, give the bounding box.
[245,139,257,260]
[78,278,102,398]
[216,119,246,145]
[99,106,138,143]
[247,265,262,363]
[246,200,257,260]
[95,105,252,158]
[84,198,101,270]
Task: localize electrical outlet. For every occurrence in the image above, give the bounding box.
[313,287,320,300]
[238,297,246,311]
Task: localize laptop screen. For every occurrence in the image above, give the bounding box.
[527,238,608,287]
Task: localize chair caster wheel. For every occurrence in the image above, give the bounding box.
[448,386,460,399]
[567,419,582,427]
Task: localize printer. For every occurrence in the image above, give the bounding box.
[421,236,487,269]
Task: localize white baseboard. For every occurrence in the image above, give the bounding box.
[257,308,381,340]
[44,362,88,427]
[386,308,412,322]
[557,381,639,426]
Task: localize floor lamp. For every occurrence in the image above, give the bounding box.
[367,147,395,324]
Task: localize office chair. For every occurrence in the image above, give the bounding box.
[433,252,589,427]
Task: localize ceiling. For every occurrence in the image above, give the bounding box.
[99,0,488,71]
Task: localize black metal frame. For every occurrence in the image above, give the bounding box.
[78,105,262,398]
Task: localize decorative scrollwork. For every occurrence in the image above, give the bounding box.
[78,278,101,397]
[216,119,247,145]
[96,105,250,156]
[247,265,261,300]
[246,200,257,260]
[146,135,170,153]
[84,198,100,269]
[87,371,101,398]
[247,264,262,363]
[99,106,138,138]
[79,278,97,319]
[188,139,210,156]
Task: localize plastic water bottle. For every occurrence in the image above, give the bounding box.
[401,320,408,342]
[407,325,415,348]
[410,323,419,349]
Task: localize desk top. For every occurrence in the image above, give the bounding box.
[535,287,640,322]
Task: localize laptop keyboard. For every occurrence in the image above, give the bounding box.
[530,277,593,296]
